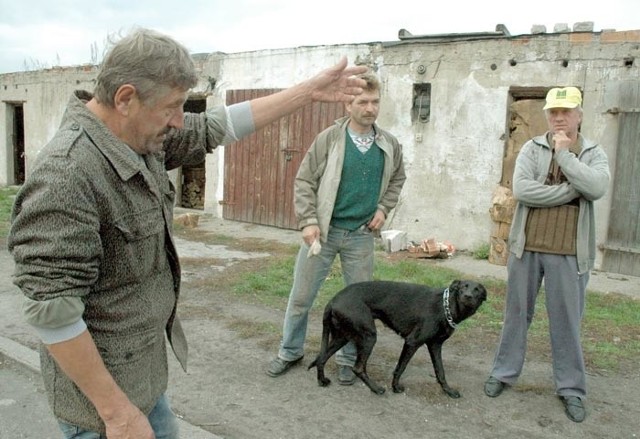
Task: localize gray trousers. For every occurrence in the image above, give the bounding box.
[490,251,589,398]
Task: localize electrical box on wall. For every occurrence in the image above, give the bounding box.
[412,83,431,123]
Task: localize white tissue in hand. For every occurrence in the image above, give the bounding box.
[307,239,322,257]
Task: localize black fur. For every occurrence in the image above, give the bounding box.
[308,279,487,398]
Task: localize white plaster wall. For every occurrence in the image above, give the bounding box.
[378,50,512,251]
[351,36,638,266]
[0,68,97,185]
[1,32,638,269]
[193,36,640,259]
[198,45,373,218]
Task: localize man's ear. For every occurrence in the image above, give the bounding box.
[113,85,137,116]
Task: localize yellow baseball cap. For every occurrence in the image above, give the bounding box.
[543,87,582,110]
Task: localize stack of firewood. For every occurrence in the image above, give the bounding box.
[489,185,516,265]
[181,181,204,209]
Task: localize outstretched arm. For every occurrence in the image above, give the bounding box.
[250,57,367,130]
[172,58,367,159]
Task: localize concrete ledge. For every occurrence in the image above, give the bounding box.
[0,335,222,439]
[0,335,39,372]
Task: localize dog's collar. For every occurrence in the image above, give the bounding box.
[443,287,457,329]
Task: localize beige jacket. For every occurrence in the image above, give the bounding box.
[294,116,406,242]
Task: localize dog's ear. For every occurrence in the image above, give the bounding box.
[450,280,463,292]
[478,283,488,301]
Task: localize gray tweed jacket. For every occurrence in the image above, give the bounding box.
[8,90,230,432]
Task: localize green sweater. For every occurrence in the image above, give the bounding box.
[330,135,384,230]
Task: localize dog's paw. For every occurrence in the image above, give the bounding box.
[444,388,461,398]
[392,383,405,393]
[318,378,331,387]
[391,379,404,393]
[372,386,386,395]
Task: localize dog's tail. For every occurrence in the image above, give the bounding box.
[307,305,333,370]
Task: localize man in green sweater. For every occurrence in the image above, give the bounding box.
[267,73,406,384]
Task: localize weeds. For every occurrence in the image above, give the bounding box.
[472,242,491,260]
[3,193,635,377]
[176,228,640,377]
[0,186,19,239]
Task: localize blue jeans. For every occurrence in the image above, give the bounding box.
[278,225,375,365]
[57,394,178,439]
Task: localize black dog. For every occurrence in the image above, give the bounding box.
[308,280,487,398]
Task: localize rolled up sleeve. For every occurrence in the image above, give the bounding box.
[23,295,87,344]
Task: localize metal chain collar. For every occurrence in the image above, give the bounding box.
[443,287,457,329]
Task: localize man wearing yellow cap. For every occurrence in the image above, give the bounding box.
[483,87,610,423]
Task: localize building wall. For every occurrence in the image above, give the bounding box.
[0,66,97,182]
[1,31,638,268]
[374,33,638,261]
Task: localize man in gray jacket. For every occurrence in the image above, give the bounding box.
[8,27,367,439]
[267,73,406,384]
[483,87,610,423]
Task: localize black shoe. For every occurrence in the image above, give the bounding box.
[338,365,356,385]
[560,396,586,423]
[266,356,303,377]
[484,376,507,397]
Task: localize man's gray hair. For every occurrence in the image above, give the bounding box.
[94,27,198,106]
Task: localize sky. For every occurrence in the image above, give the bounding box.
[1,0,639,74]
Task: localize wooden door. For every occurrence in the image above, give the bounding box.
[601,82,640,276]
[223,89,347,229]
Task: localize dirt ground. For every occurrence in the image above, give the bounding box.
[164,219,639,439]
[1,212,637,439]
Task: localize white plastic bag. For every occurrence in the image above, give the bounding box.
[307,239,322,258]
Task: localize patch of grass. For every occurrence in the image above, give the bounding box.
[375,257,459,285]
[232,255,298,300]
[582,292,640,372]
[513,382,552,395]
[0,186,19,239]
[227,318,280,339]
[472,242,491,260]
[177,229,640,377]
